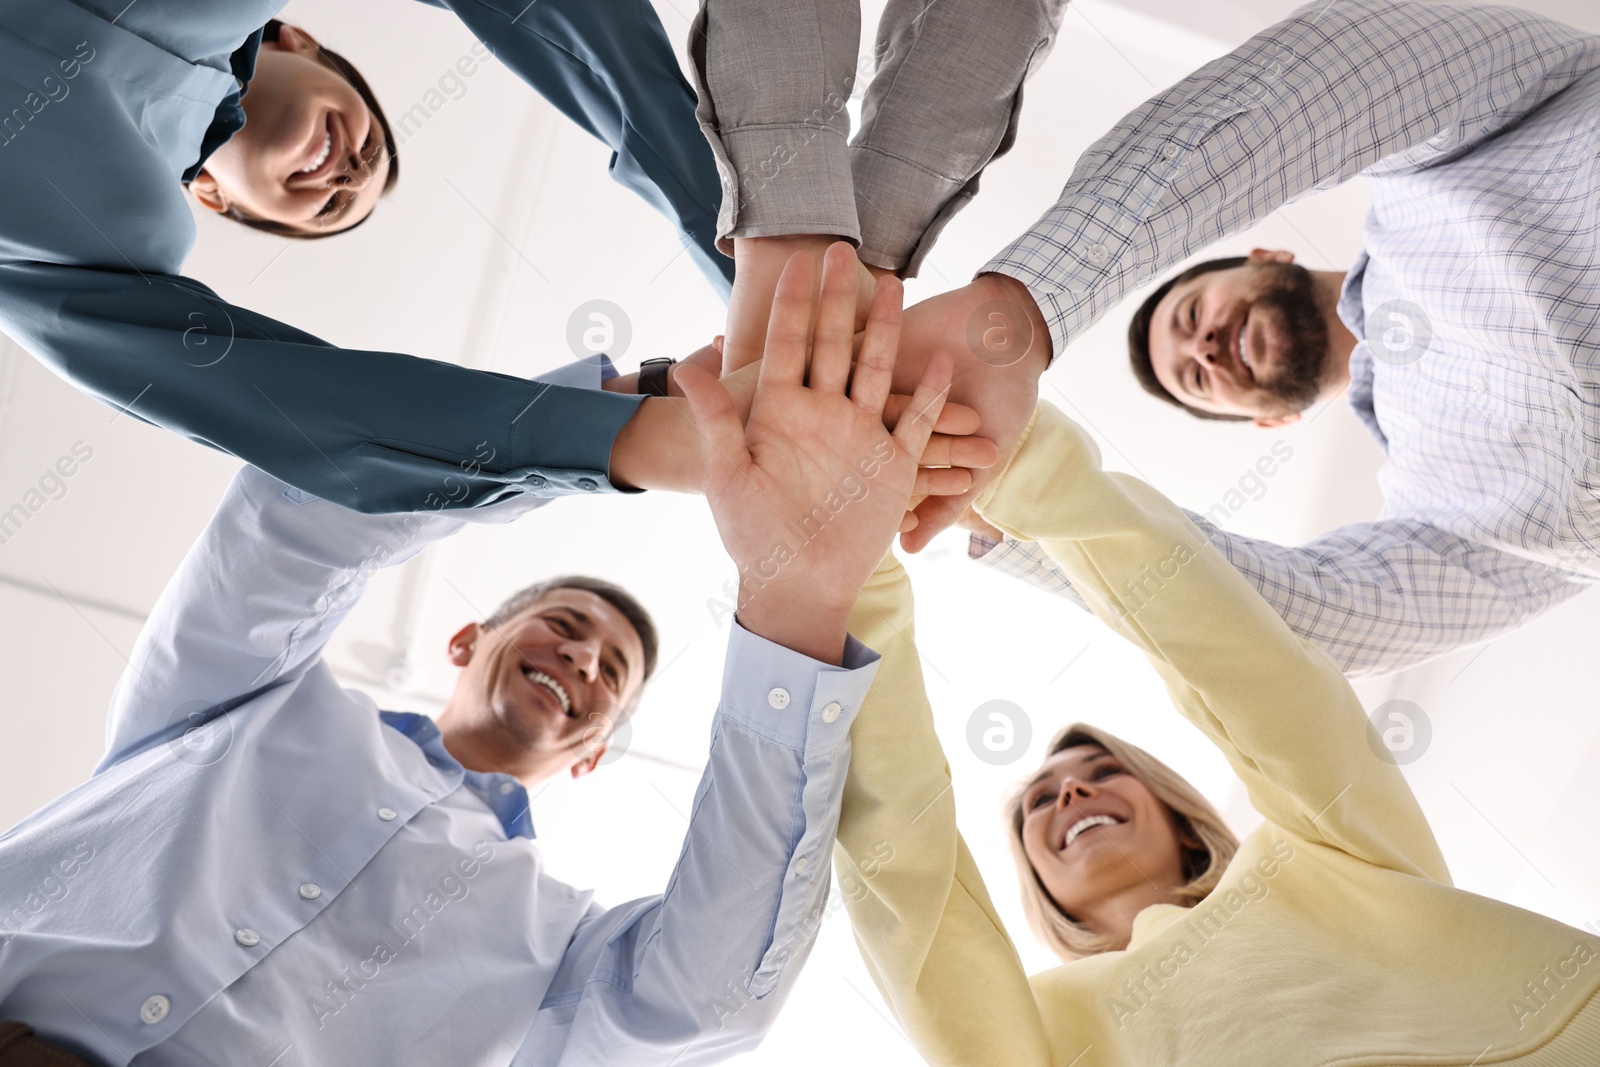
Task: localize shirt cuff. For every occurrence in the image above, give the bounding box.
[718,622,880,759]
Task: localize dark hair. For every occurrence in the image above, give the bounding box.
[222,20,400,240]
[484,576,660,689]
[1127,256,1252,422]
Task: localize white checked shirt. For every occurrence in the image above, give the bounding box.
[979,0,1600,677]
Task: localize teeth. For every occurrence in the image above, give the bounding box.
[523,667,572,716]
[299,132,332,174]
[1064,814,1118,848]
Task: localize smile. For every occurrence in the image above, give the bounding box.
[299,131,332,174]
[1063,813,1123,849]
[521,665,573,717]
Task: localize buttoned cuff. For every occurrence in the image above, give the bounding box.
[718,622,880,758]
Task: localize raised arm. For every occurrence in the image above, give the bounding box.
[418,0,733,296]
[833,557,1052,1067]
[987,0,1600,352]
[977,404,1449,879]
[974,517,1591,678]
[986,0,1600,353]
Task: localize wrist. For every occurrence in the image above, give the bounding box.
[973,271,1052,374]
[609,397,701,493]
[736,585,851,666]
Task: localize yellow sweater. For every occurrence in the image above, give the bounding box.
[837,403,1600,1066]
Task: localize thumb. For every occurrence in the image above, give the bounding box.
[674,363,750,489]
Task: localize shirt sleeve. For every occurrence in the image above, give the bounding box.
[978,403,1450,880]
[417,0,733,297]
[985,0,1600,354]
[527,623,881,1065]
[831,557,1053,1067]
[973,520,1592,678]
[94,362,609,769]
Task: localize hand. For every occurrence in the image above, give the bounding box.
[678,242,952,663]
[889,272,1051,552]
[722,235,877,374]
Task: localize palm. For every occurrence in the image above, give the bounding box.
[680,244,952,621]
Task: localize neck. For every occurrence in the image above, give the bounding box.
[434,704,564,787]
[1075,883,1187,951]
[1313,269,1356,398]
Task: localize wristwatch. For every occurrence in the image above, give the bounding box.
[638,357,676,398]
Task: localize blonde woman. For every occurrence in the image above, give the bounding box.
[838,402,1600,1065]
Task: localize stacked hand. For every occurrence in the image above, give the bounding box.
[677,243,951,663]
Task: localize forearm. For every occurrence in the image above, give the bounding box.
[542,622,879,1064]
[851,0,1066,274]
[988,0,1600,354]
[1,266,643,513]
[428,0,733,296]
[974,516,1589,678]
[836,558,1050,1065]
[977,404,1446,876]
[688,0,862,251]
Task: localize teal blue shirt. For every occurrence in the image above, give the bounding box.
[0,0,728,513]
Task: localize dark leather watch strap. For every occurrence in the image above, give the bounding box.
[637,358,675,398]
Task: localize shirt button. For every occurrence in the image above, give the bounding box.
[1085,243,1109,265]
[299,883,322,901]
[821,701,842,724]
[577,478,598,491]
[1161,142,1179,159]
[139,994,170,1025]
[1470,377,1487,393]
[767,687,791,710]
[234,928,261,948]
[498,781,516,794]
[377,807,398,821]
[528,475,548,488]
[795,856,810,874]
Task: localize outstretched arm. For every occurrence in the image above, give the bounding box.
[972,516,1592,678]
[978,403,1449,880]
[833,557,1053,1067]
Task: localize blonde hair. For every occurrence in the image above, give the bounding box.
[1005,723,1239,961]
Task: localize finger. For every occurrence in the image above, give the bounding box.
[759,252,821,388]
[888,349,953,465]
[914,466,974,497]
[674,364,750,486]
[848,274,905,419]
[900,492,967,553]
[899,511,920,534]
[919,434,999,470]
[809,243,861,395]
[884,394,981,436]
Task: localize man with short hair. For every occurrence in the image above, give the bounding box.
[0,0,732,516]
[0,246,954,1065]
[892,0,1600,676]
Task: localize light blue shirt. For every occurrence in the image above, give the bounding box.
[0,363,879,1066]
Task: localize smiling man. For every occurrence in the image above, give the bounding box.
[931,0,1600,676]
[0,0,733,517]
[0,247,951,1065]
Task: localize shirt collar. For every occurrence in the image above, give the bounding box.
[1336,251,1387,451]
[379,711,536,841]
[182,28,264,183]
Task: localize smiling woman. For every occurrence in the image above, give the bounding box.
[186,20,399,239]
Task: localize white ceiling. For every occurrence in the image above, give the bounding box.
[2,1,1598,1062]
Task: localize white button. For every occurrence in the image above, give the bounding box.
[1561,402,1577,422]
[234,928,261,948]
[1161,142,1179,159]
[1470,377,1487,393]
[499,781,515,794]
[299,883,322,901]
[423,785,437,795]
[767,687,790,710]
[1086,244,1109,265]
[821,702,842,724]
[139,994,170,1025]
[795,857,810,874]
[377,807,398,821]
